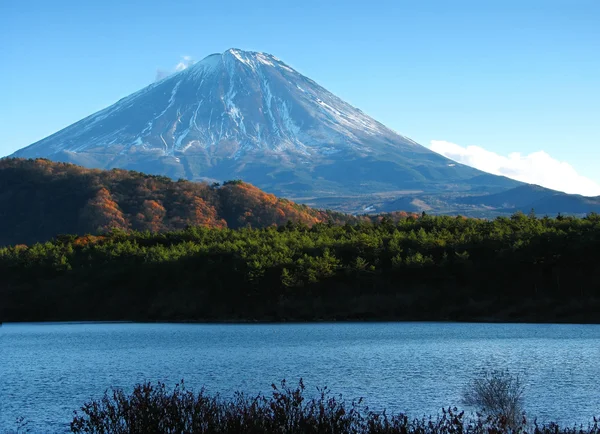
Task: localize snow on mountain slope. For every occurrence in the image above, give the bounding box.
[17,50,419,156]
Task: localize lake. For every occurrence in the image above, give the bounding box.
[1,322,599,432]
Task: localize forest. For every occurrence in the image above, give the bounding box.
[2,210,600,323]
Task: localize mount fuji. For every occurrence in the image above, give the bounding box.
[12,48,526,213]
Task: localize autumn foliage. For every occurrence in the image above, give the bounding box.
[0,158,356,245]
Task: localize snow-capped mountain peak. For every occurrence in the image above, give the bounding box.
[16,48,420,161]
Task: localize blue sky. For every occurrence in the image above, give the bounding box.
[2,0,599,194]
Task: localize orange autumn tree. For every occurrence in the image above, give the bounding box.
[167,190,226,229]
[134,199,167,232]
[187,197,226,228]
[80,187,129,233]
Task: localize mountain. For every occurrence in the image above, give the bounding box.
[370,184,600,216]
[11,48,520,211]
[10,48,598,216]
[0,158,352,246]
[457,184,600,215]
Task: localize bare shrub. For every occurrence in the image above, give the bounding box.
[462,369,525,427]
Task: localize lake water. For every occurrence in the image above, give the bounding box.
[1,322,599,433]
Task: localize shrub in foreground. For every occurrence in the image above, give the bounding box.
[70,380,599,434]
[462,369,525,428]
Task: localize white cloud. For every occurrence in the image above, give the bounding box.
[429,140,600,197]
[174,55,194,72]
[155,55,195,81]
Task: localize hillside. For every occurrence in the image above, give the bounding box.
[0,158,345,246]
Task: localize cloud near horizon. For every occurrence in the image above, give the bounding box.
[429,140,600,197]
[155,55,195,81]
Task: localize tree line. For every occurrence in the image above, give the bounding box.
[2,212,600,323]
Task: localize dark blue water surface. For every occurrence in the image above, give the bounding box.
[1,322,599,433]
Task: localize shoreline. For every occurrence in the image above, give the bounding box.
[3,317,600,325]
